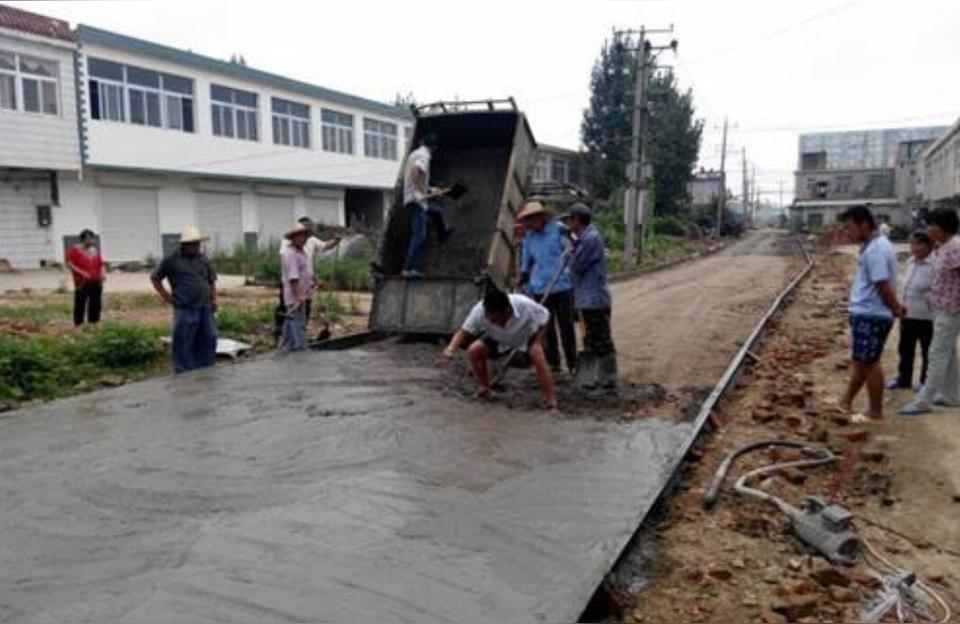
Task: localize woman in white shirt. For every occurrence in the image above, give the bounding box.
[889,230,935,390]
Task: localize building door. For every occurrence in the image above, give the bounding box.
[99,186,160,263]
[305,196,342,226]
[257,195,294,246]
[0,171,54,268]
[196,192,243,254]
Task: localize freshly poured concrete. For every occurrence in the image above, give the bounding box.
[0,348,690,622]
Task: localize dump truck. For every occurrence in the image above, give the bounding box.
[369,99,538,334]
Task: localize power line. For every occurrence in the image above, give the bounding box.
[685,0,865,66]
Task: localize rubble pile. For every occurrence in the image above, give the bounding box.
[620,251,959,624]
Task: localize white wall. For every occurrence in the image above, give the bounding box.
[80,42,411,190]
[0,28,80,171]
[56,170,350,263]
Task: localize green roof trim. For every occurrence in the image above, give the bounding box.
[76,24,412,121]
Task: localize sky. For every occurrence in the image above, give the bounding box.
[11,0,960,206]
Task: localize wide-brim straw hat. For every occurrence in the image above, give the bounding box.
[284,222,312,239]
[517,201,550,221]
[179,226,208,243]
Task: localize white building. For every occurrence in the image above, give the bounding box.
[0,4,81,268]
[921,118,960,209]
[1,4,413,267]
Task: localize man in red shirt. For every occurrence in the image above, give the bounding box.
[66,229,105,326]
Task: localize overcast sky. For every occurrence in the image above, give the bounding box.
[13,0,960,205]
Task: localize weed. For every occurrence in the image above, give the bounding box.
[216,303,273,337]
[69,324,164,369]
[315,292,342,325]
[0,337,61,400]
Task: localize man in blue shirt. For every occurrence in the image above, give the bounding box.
[519,201,577,373]
[561,203,616,390]
[838,205,904,421]
[151,226,219,374]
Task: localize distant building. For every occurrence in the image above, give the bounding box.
[791,126,948,228]
[0,5,80,268]
[0,3,413,268]
[531,144,583,187]
[686,169,724,216]
[921,118,960,210]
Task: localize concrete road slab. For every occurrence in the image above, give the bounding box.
[0,348,690,623]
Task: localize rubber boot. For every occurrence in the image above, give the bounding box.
[576,351,599,391]
[598,353,619,390]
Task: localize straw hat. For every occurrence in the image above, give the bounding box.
[179,226,208,243]
[284,222,312,239]
[517,201,549,221]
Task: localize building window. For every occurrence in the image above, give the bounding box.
[533,155,549,181]
[363,118,397,160]
[807,213,823,227]
[551,158,569,183]
[0,48,59,115]
[211,84,258,141]
[271,97,310,148]
[801,151,827,171]
[0,49,16,111]
[834,175,852,194]
[321,109,354,154]
[88,57,194,131]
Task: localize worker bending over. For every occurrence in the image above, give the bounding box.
[443,285,558,410]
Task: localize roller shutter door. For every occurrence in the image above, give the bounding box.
[305,197,342,226]
[0,172,54,268]
[196,192,243,254]
[99,186,160,262]
[257,195,294,246]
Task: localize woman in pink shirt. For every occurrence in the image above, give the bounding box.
[901,209,960,415]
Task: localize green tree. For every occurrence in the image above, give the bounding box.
[581,33,635,200]
[580,35,703,215]
[647,70,703,215]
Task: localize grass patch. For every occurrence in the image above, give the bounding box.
[211,241,371,291]
[216,302,275,338]
[0,323,166,402]
[0,301,72,327]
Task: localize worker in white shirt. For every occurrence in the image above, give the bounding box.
[402,133,452,279]
[443,285,557,410]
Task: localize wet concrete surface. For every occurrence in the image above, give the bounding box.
[0,347,691,623]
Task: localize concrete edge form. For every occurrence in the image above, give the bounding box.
[580,235,816,620]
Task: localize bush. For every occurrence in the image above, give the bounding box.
[315,257,372,292]
[0,337,61,400]
[216,302,274,337]
[71,324,164,369]
[652,215,687,237]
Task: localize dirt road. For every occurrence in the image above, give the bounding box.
[612,230,802,392]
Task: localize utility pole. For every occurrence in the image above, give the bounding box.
[741,147,748,230]
[715,117,728,238]
[751,165,757,224]
[619,25,676,266]
[779,178,785,209]
[623,27,646,268]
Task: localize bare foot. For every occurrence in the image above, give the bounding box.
[475,386,493,400]
[832,397,853,413]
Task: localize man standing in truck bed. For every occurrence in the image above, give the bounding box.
[402,132,451,278]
